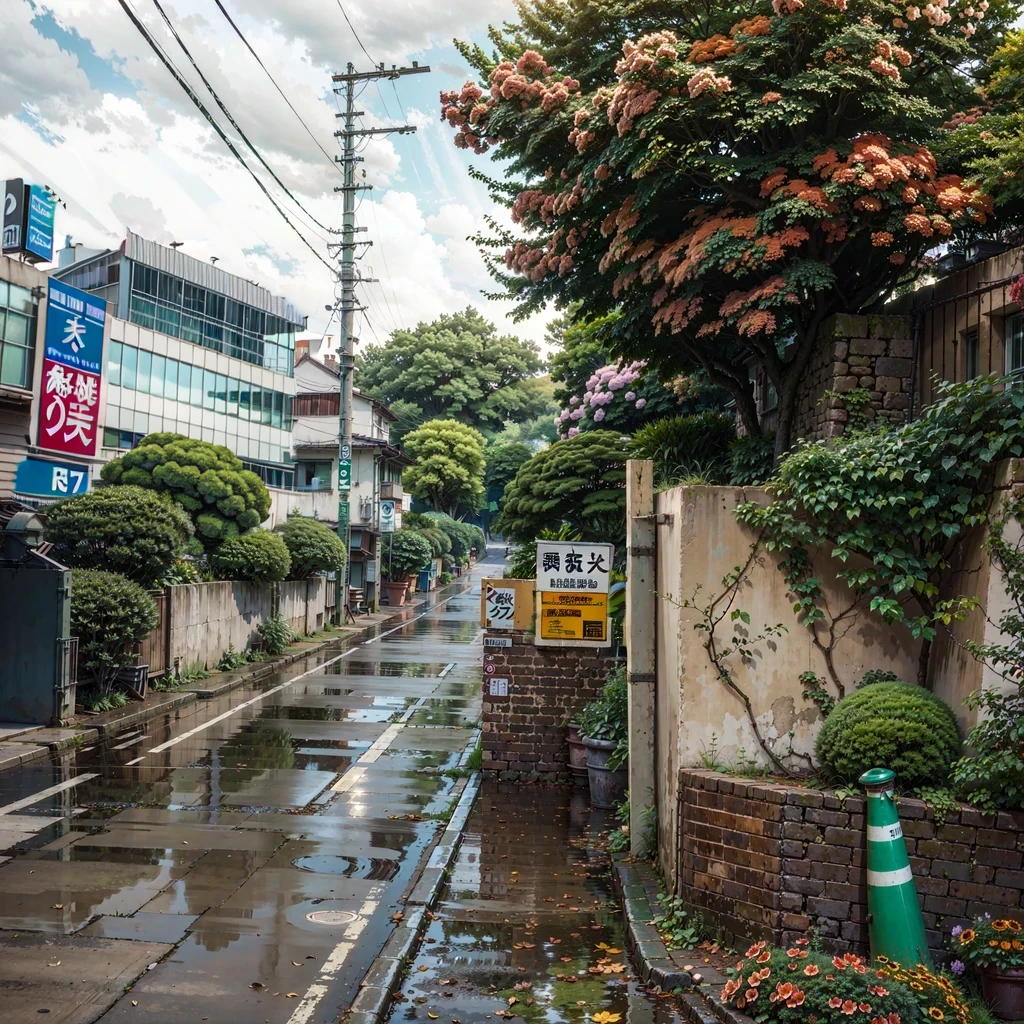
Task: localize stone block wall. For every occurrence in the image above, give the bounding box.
[792,313,914,442]
[481,628,618,783]
[679,768,1024,958]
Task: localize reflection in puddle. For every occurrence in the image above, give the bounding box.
[292,854,399,880]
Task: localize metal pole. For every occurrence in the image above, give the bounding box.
[336,63,356,615]
[625,458,657,858]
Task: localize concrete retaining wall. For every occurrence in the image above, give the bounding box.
[279,577,328,635]
[678,768,1024,959]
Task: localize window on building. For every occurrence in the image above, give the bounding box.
[137,349,152,394]
[298,461,333,489]
[294,392,340,417]
[0,281,37,389]
[1008,316,1024,377]
[965,327,980,380]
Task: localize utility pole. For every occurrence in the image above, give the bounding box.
[330,60,428,616]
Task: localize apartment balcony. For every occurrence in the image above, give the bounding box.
[380,480,404,506]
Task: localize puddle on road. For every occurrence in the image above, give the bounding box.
[292,853,399,880]
[388,785,679,1024]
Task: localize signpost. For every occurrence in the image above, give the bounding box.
[338,458,351,489]
[38,281,106,459]
[535,540,614,647]
[337,501,350,527]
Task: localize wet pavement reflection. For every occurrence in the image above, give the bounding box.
[0,559,494,1024]
[389,786,680,1024]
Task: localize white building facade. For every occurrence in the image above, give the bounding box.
[285,351,408,609]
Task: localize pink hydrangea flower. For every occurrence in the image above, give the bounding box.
[593,408,606,422]
[624,391,636,401]
[635,398,646,409]
[567,426,580,437]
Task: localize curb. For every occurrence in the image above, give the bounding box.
[609,855,749,1024]
[0,581,474,775]
[345,771,481,1024]
[610,853,694,992]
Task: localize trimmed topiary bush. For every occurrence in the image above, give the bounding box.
[385,528,434,579]
[71,569,159,693]
[100,433,270,550]
[276,516,347,580]
[44,485,193,586]
[210,530,291,582]
[815,680,961,788]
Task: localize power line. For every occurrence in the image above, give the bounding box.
[211,0,344,181]
[117,0,334,272]
[335,0,375,65]
[148,0,333,236]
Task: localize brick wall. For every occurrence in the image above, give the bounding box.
[678,769,1024,957]
[791,313,914,442]
[481,629,618,783]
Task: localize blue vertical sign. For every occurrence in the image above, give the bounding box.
[24,185,55,263]
[15,457,90,499]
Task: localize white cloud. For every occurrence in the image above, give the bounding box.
[2,0,554,353]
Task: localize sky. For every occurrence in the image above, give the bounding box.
[0,0,552,353]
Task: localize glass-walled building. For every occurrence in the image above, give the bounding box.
[52,231,302,489]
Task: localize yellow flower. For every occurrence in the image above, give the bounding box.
[929,1009,945,1021]
[591,1014,622,1024]
[990,941,1000,948]
[1002,941,1013,951]
[994,920,1009,931]
[1014,941,1023,950]
[911,982,925,991]
[1012,921,1024,932]
[959,930,975,944]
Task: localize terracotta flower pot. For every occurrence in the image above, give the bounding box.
[384,581,409,607]
[979,965,1024,1021]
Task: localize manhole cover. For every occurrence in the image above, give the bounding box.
[306,910,358,925]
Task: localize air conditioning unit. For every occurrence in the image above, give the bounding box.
[359,497,373,521]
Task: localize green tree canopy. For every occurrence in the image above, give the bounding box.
[357,308,547,440]
[210,530,292,582]
[402,419,487,516]
[444,0,1013,456]
[485,440,534,491]
[496,429,633,544]
[100,433,271,550]
[276,516,348,580]
[44,485,193,586]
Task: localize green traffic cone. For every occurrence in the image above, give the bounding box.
[859,767,932,967]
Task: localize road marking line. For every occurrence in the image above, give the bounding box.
[285,894,381,1024]
[125,756,146,766]
[0,774,99,816]
[146,647,361,756]
[438,662,455,678]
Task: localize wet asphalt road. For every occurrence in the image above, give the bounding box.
[0,555,496,1024]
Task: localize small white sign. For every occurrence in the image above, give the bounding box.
[485,585,516,629]
[535,541,614,593]
[488,678,509,697]
[484,637,512,648]
[484,662,496,675]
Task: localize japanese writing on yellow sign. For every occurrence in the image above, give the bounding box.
[535,541,614,648]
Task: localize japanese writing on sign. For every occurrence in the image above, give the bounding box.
[38,281,106,458]
[485,585,516,630]
[535,541,613,594]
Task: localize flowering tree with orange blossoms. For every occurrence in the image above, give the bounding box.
[444,0,1014,456]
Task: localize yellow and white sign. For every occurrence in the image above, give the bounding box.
[535,541,614,648]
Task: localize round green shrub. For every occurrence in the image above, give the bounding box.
[100,433,270,550]
[815,680,961,788]
[276,516,347,579]
[210,530,291,582]
[44,485,193,586]
[71,569,159,691]
[385,528,434,579]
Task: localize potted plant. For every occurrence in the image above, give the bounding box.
[952,916,1024,1019]
[566,716,588,787]
[384,529,433,607]
[577,667,628,808]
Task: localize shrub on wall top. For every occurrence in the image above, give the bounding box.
[210,529,291,582]
[100,433,270,550]
[815,680,960,788]
[276,516,347,579]
[44,485,193,586]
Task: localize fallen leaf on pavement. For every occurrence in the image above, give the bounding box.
[51,904,63,910]
[250,983,264,990]
[292,961,303,967]
[286,992,298,998]
[595,944,622,954]
[131,1001,138,1007]
[418,965,428,972]
[47,961,60,968]
[428,1013,439,1019]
